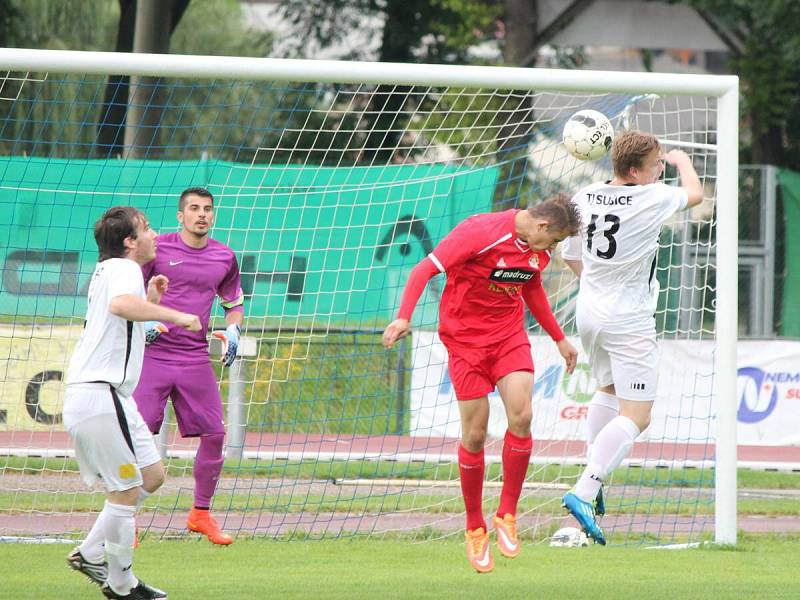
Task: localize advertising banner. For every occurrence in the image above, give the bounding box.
[0,325,80,432]
[410,332,800,446]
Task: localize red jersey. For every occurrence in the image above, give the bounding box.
[428,209,554,347]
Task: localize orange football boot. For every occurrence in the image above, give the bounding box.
[493,513,520,558]
[465,527,494,573]
[186,508,233,545]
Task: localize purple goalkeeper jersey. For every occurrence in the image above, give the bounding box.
[142,232,244,364]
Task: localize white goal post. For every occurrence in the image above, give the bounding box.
[0,48,737,545]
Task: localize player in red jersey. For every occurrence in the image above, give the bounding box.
[383,194,581,573]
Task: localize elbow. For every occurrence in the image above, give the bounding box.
[414,257,440,279]
[565,260,582,278]
[687,186,704,208]
[108,297,126,317]
[108,296,130,319]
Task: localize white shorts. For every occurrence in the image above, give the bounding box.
[576,308,659,401]
[63,383,161,492]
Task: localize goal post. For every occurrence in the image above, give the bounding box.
[714,88,739,546]
[0,48,738,546]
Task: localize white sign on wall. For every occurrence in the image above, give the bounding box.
[410,332,800,446]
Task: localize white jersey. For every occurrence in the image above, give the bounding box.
[561,181,688,325]
[66,258,146,396]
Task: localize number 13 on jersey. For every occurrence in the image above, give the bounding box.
[586,213,620,259]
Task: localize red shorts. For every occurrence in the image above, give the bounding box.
[444,330,534,401]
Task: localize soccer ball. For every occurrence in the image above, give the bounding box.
[549,527,589,547]
[562,109,614,160]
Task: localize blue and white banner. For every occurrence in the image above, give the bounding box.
[409,332,800,446]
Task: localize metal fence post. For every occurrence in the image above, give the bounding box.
[155,409,169,460]
[210,335,258,460]
[226,356,246,459]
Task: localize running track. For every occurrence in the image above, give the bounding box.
[2,431,800,471]
[2,431,800,538]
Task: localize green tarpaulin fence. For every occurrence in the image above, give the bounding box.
[0,157,498,325]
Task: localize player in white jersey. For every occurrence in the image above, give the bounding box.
[559,131,704,544]
[63,206,200,600]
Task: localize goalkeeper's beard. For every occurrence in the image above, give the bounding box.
[185,227,210,242]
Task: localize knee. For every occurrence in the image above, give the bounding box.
[622,412,650,433]
[506,407,532,435]
[202,432,225,450]
[142,463,166,493]
[634,413,651,432]
[462,427,487,453]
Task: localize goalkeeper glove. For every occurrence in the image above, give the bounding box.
[213,323,241,367]
[144,322,168,345]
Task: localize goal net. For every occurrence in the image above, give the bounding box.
[0,50,737,546]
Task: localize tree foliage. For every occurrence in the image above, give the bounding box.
[278,0,502,63]
[676,0,800,169]
[0,0,280,160]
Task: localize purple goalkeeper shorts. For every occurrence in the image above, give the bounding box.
[134,355,226,437]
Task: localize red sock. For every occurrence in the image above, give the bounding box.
[458,444,486,532]
[497,430,532,518]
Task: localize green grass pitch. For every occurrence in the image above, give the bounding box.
[0,534,797,599]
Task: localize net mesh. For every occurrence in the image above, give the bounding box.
[0,68,718,545]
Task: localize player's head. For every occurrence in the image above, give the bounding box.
[611,130,665,184]
[178,186,214,239]
[524,193,581,250]
[94,206,157,264]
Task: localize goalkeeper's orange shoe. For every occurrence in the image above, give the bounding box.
[465,527,494,573]
[186,508,233,545]
[493,513,520,558]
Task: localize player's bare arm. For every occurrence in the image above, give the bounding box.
[225,310,243,328]
[382,318,410,349]
[564,259,583,278]
[555,338,578,374]
[109,294,201,331]
[666,149,703,208]
[146,274,169,304]
[384,257,440,350]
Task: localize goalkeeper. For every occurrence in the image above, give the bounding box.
[133,187,244,545]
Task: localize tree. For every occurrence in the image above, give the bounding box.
[279,0,591,208]
[0,0,276,160]
[0,0,23,47]
[95,0,190,158]
[679,0,800,169]
[92,0,136,158]
[491,0,537,208]
[0,0,120,158]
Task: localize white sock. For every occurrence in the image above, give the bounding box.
[79,501,110,564]
[104,502,138,594]
[585,392,619,461]
[575,416,640,503]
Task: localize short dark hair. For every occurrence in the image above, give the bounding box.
[611,130,661,178]
[527,192,581,236]
[94,206,144,261]
[179,186,214,211]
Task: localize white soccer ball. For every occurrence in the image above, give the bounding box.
[562,109,614,160]
[549,527,589,548]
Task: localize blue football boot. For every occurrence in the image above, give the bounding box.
[562,491,606,545]
[595,486,605,516]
